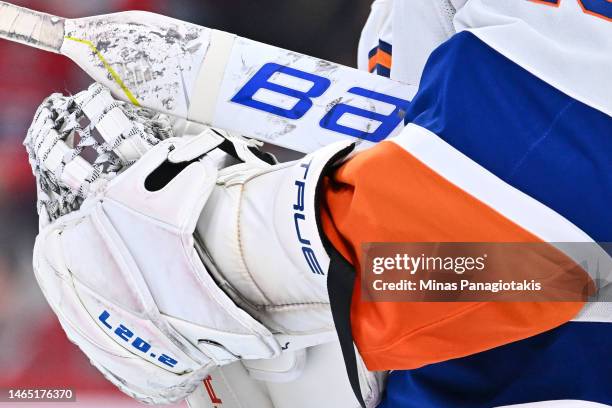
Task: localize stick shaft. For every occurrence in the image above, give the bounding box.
[0,2,417,153]
[0,1,64,52]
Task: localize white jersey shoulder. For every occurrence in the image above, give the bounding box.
[359,0,611,117]
[456,0,612,117]
[358,0,461,86]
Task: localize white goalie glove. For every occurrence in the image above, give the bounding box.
[26,84,384,407]
[26,83,283,403]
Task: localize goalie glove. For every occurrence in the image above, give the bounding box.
[26,84,281,404]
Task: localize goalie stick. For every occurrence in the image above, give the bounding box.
[0,1,417,153]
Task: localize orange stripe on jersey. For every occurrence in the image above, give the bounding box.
[320,132,587,370]
[527,0,560,8]
[368,49,392,73]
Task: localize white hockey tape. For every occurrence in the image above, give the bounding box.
[189,29,236,125]
[0,1,64,52]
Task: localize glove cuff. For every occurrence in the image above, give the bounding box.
[197,141,355,336]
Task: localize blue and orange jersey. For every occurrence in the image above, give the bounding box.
[325,1,612,405]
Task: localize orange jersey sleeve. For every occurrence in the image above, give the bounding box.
[321,137,586,371]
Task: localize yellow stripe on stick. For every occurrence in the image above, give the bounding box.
[64,36,141,106]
